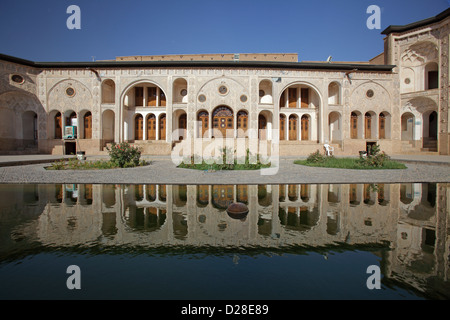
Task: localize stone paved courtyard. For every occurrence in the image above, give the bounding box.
[0,155,448,184]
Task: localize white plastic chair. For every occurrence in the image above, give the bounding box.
[324,144,334,156]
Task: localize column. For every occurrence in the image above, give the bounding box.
[143,114,147,140]
[143,85,148,107]
[156,113,160,140]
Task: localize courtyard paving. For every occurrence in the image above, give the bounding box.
[0,154,448,184]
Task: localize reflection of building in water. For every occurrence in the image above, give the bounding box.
[0,183,448,296]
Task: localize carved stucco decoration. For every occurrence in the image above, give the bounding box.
[196,76,248,114]
[401,41,438,65]
[404,96,438,114]
[350,81,391,113]
[48,79,93,114]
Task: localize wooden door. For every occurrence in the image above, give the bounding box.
[84,112,92,139]
[351,113,358,139]
[198,111,209,138]
[365,113,372,139]
[237,111,248,138]
[349,184,359,205]
[55,112,62,139]
[301,115,309,140]
[147,87,156,106]
[300,184,309,201]
[378,184,385,204]
[212,185,234,209]
[280,115,286,140]
[379,113,385,139]
[301,88,309,108]
[213,106,233,138]
[258,115,267,140]
[84,184,93,203]
[197,185,209,206]
[135,115,143,140]
[159,90,166,106]
[279,184,286,201]
[159,185,166,201]
[135,87,143,106]
[146,184,156,201]
[288,88,297,108]
[237,185,248,203]
[289,116,297,140]
[159,115,166,140]
[288,184,298,201]
[280,91,286,108]
[135,185,144,201]
[147,114,156,140]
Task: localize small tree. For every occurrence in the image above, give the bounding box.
[106,142,141,168]
[358,144,390,168]
[306,150,326,163]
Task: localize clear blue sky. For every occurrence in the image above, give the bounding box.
[0,0,448,62]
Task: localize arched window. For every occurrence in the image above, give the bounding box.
[212,185,234,209]
[301,115,309,140]
[379,113,386,139]
[237,110,248,138]
[288,115,298,140]
[135,114,143,140]
[197,185,209,206]
[83,111,92,139]
[147,114,156,140]
[198,111,209,138]
[212,106,233,138]
[159,114,166,140]
[365,112,372,139]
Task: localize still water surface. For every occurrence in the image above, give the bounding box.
[0,183,448,299]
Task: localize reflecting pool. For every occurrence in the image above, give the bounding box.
[0,183,449,300]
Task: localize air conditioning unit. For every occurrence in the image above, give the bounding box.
[63,126,77,139]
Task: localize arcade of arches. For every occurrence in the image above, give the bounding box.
[2,6,449,157]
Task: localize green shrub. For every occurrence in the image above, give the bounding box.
[357,144,390,168]
[306,150,326,163]
[295,145,406,170]
[178,148,271,170]
[106,142,142,168]
[49,159,66,170]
